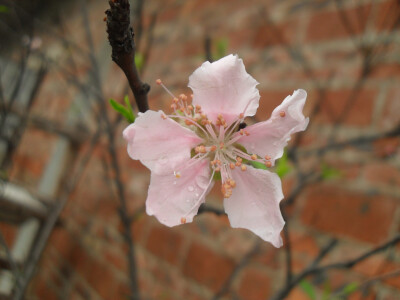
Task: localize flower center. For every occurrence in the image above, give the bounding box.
[156,79,272,222]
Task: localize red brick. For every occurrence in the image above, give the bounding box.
[301,185,396,243]
[381,88,400,130]
[349,291,376,300]
[237,268,270,300]
[0,223,17,247]
[364,163,400,186]
[373,137,400,158]
[353,255,387,277]
[314,88,375,126]
[257,90,293,120]
[374,0,400,32]
[380,261,400,289]
[103,248,128,273]
[287,231,319,258]
[254,245,280,269]
[183,242,234,291]
[286,287,310,300]
[305,4,372,42]
[252,20,298,48]
[146,225,183,264]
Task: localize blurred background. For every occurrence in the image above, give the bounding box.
[0,0,399,299]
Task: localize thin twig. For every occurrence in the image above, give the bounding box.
[271,235,400,300]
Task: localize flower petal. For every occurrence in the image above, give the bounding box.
[238,89,309,164]
[123,110,203,173]
[146,158,212,227]
[188,54,260,125]
[224,166,285,247]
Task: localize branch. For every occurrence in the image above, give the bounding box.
[106,0,149,113]
[271,235,400,300]
[298,123,400,158]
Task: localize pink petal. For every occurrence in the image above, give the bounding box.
[224,166,285,247]
[188,54,260,126]
[123,110,203,173]
[238,89,309,165]
[146,158,213,227]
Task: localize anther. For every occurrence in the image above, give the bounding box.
[187,105,193,111]
[181,217,187,224]
[219,142,224,149]
[265,161,272,168]
[185,119,194,125]
[210,145,217,152]
[265,155,271,160]
[156,79,162,85]
[280,111,286,117]
[230,163,235,170]
[175,171,181,178]
[241,165,247,171]
[239,113,244,119]
[251,154,257,160]
[239,129,245,135]
[236,157,243,163]
[173,97,179,103]
[244,130,250,136]
[161,114,167,120]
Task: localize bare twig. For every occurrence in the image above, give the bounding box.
[106,0,149,113]
[271,235,400,300]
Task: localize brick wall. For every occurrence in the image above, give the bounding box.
[2,0,400,299]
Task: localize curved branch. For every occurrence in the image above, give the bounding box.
[106,0,149,113]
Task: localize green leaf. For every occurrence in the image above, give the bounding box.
[250,160,267,170]
[109,99,135,123]
[135,53,144,72]
[0,5,9,13]
[321,281,332,300]
[275,151,292,178]
[321,163,341,180]
[215,38,228,59]
[124,95,135,122]
[342,282,358,295]
[299,280,316,300]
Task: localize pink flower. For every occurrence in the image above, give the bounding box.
[123,54,308,247]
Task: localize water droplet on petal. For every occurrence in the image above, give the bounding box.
[188,185,194,192]
[195,193,199,197]
[173,181,177,185]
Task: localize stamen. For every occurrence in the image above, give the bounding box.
[241,165,247,171]
[181,217,187,224]
[265,155,271,160]
[265,161,272,168]
[156,79,176,99]
[229,163,235,169]
[174,171,181,178]
[280,111,286,117]
[251,154,257,160]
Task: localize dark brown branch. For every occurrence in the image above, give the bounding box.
[106,0,149,113]
[298,123,400,158]
[271,235,400,300]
